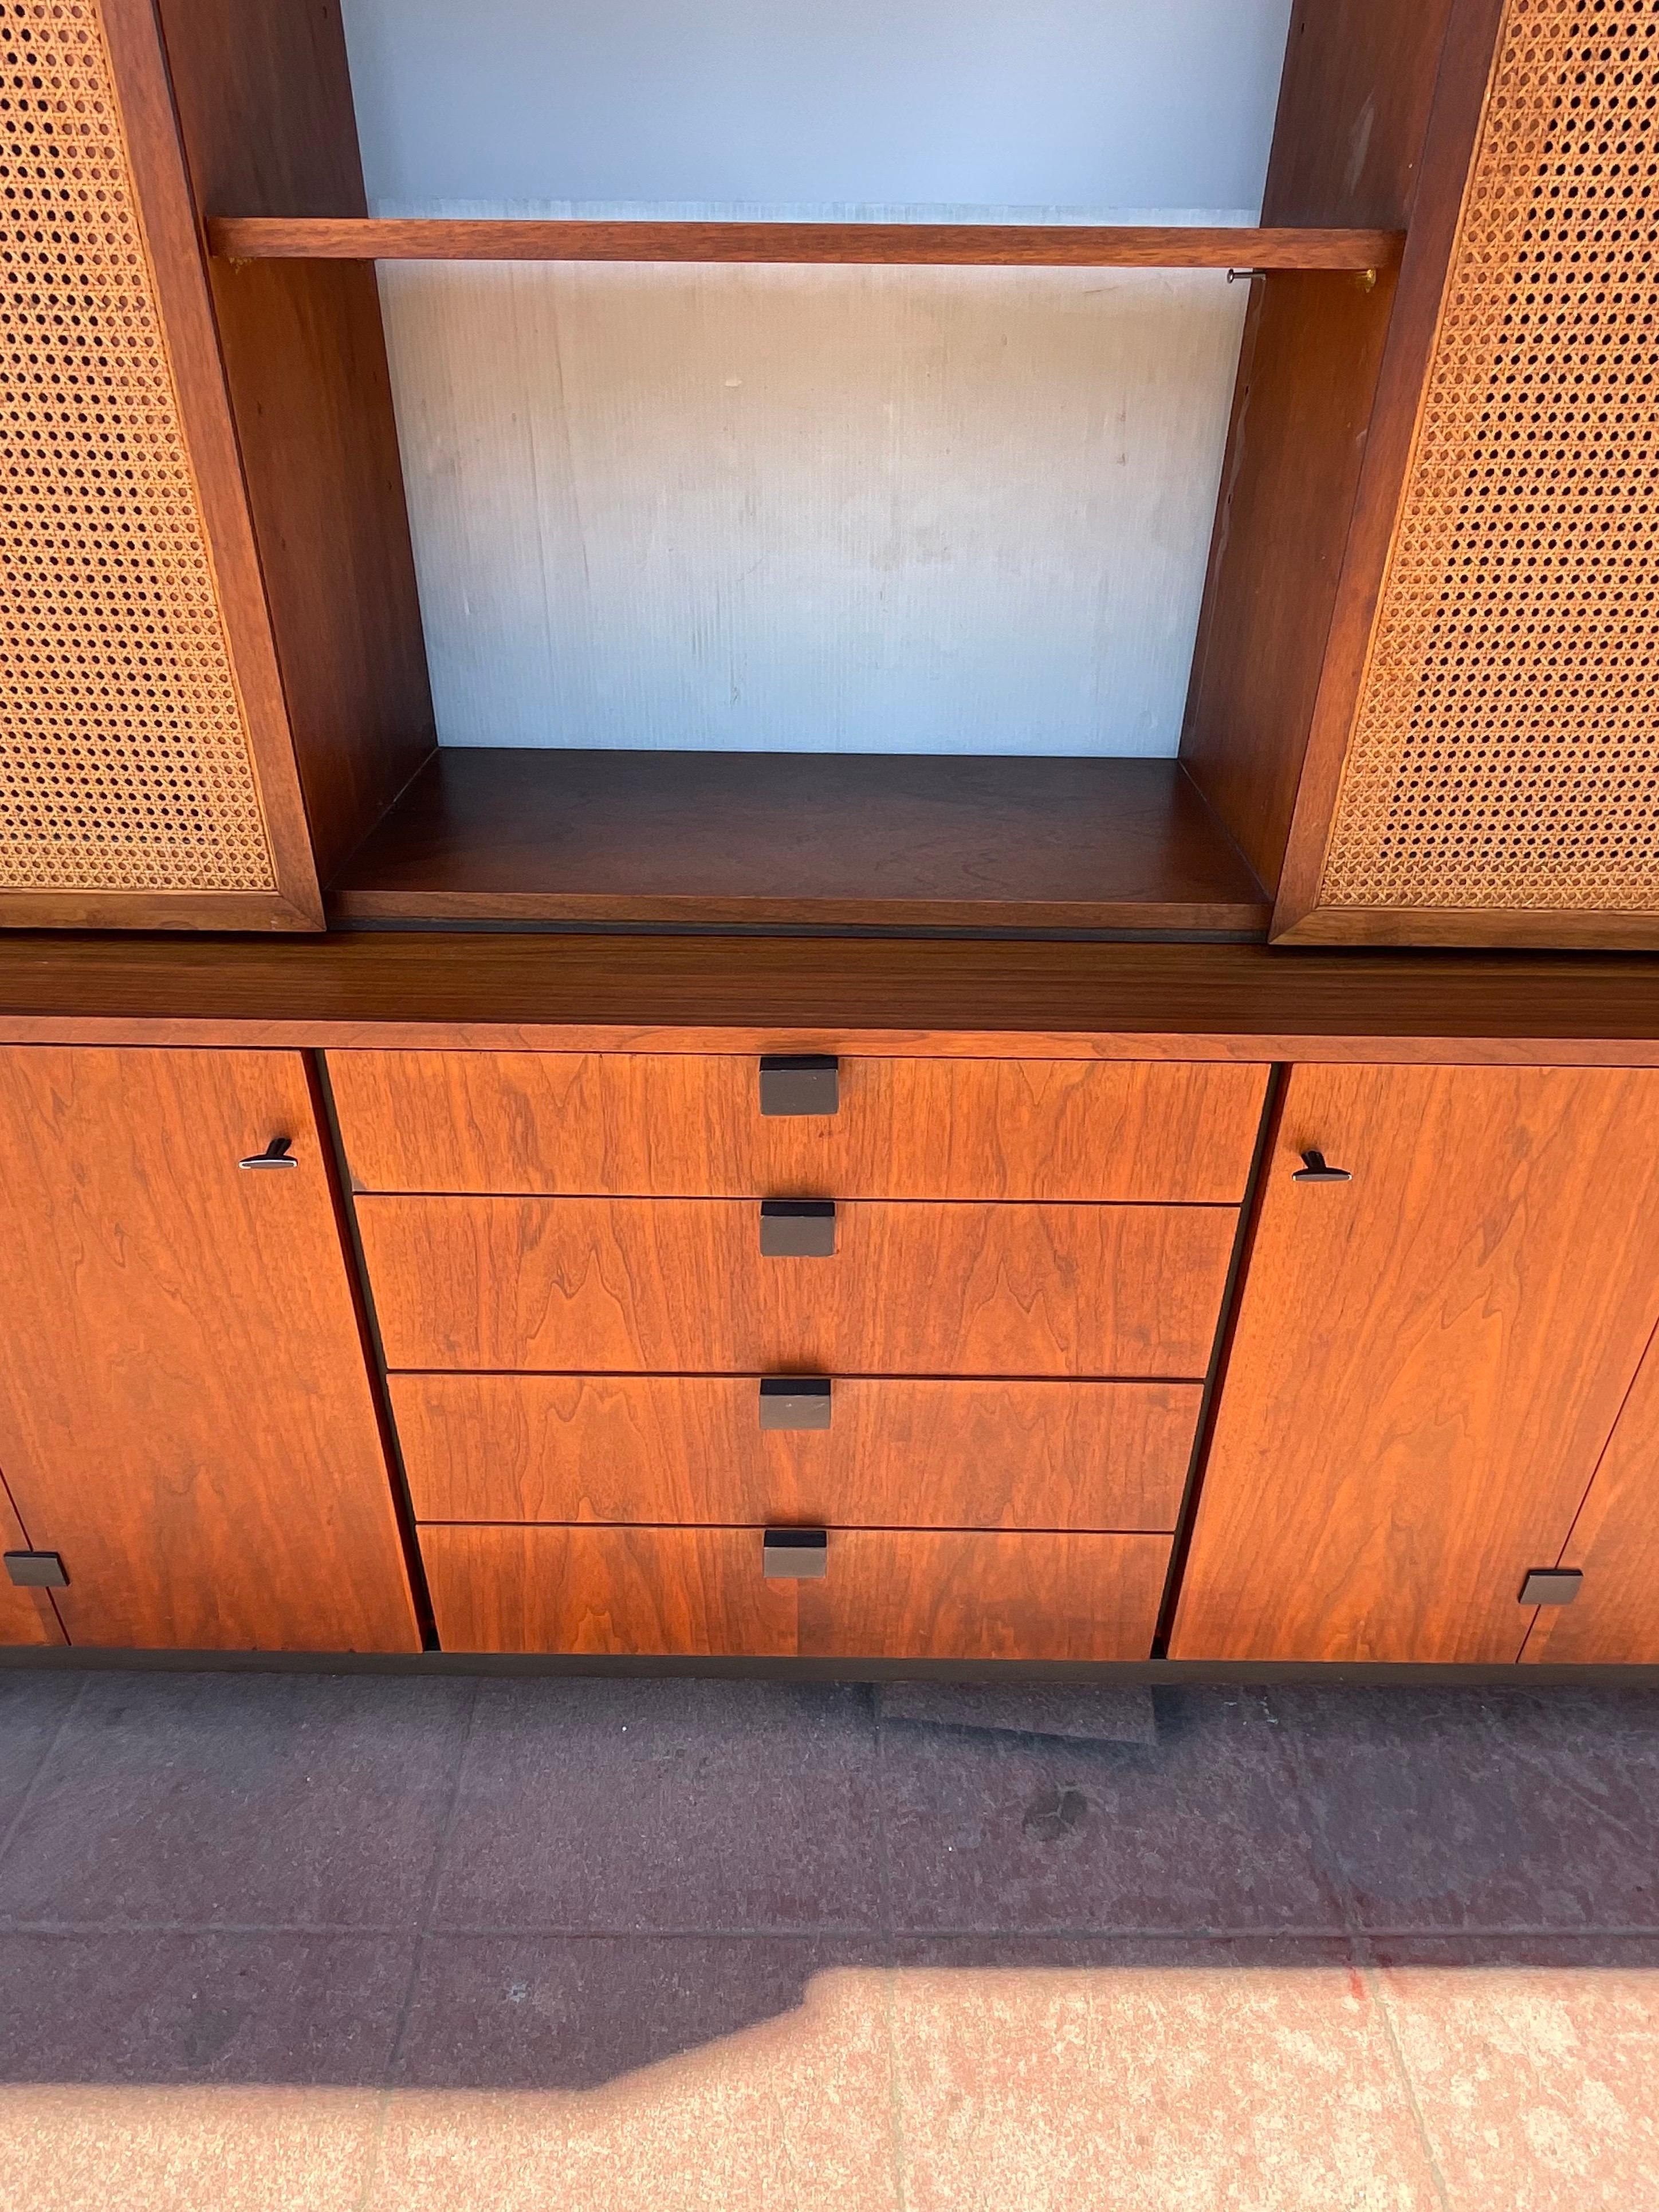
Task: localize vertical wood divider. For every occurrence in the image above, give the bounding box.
[309,1050,439,1650]
[1152,1063,1288,1654]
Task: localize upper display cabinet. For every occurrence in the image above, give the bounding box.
[0,0,1653,944]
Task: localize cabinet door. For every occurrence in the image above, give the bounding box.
[0,1049,419,1651]
[1170,1066,1659,1663]
[1522,1329,1659,1664]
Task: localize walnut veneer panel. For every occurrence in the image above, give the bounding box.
[329,1052,1268,1203]
[359,1197,1236,1380]
[1171,1064,1659,1664]
[0,1048,419,1650]
[420,1525,1171,1660]
[393,1374,1198,1532]
[1523,1318,1659,1663]
[13,934,1659,1060]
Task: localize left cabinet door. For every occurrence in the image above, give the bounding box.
[0,1049,420,1651]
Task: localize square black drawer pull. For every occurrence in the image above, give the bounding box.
[760,1376,833,1431]
[4,1550,68,1589]
[759,1199,837,1257]
[763,1528,828,1579]
[1519,1568,1583,1606]
[759,1056,840,1117]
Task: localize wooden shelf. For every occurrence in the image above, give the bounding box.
[326,750,1271,935]
[206,218,1404,271]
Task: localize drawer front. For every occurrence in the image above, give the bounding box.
[392,1373,1200,1531]
[329,1050,1268,1203]
[419,1524,1171,1659]
[359,1196,1236,1378]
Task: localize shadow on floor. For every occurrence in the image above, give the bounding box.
[0,1670,1655,2089]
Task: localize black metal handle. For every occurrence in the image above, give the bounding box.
[4,1550,68,1589]
[762,1528,828,1579]
[1292,1150,1351,1183]
[1520,1568,1583,1607]
[238,1136,298,1171]
[760,1376,833,1431]
[759,1199,837,1257]
[760,1055,840,1117]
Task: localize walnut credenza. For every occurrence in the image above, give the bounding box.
[3,935,1659,1670]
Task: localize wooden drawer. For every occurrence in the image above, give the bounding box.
[359,1196,1236,1377]
[329,1050,1268,1203]
[392,1373,1199,1531]
[419,1524,1171,1659]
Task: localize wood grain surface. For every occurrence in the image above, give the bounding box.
[0,1049,419,1650]
[327,751,1270,932]
[1522,1321,1659,1664]
[418,1524,1171,1659]
[209,218,1402,270]
[7,935,1659,1062]
[392,1373,1199,1531]
[0,1479,62,1648]
[359,1195,1236,1379]
[1170,1065,1659,1663]
[329,1050,1268,1203]
[152,0,435,886]
[1181,0,1458,895]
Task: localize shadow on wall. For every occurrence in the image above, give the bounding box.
[0,1672,1656,2089]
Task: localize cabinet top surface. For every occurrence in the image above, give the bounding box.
[1,932,1658,1060]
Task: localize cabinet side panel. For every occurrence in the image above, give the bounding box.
[154,0,435,881]
[1180,0,1462,892]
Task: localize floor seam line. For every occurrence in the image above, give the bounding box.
[0,1672,87,1884]
[354,2088,393,2212]
[1361,1949,1456,2212]
[883,1963,910,2212]
[383,1675,482,2085]
[1269,1688,1453,2211]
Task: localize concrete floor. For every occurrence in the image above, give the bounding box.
[0,1671,1654,2209]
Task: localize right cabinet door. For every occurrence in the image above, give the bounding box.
[1522,1331,1659,1666]
[1170,1065,1659,1663]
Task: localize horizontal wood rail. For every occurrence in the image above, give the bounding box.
[206,218,1404,271]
